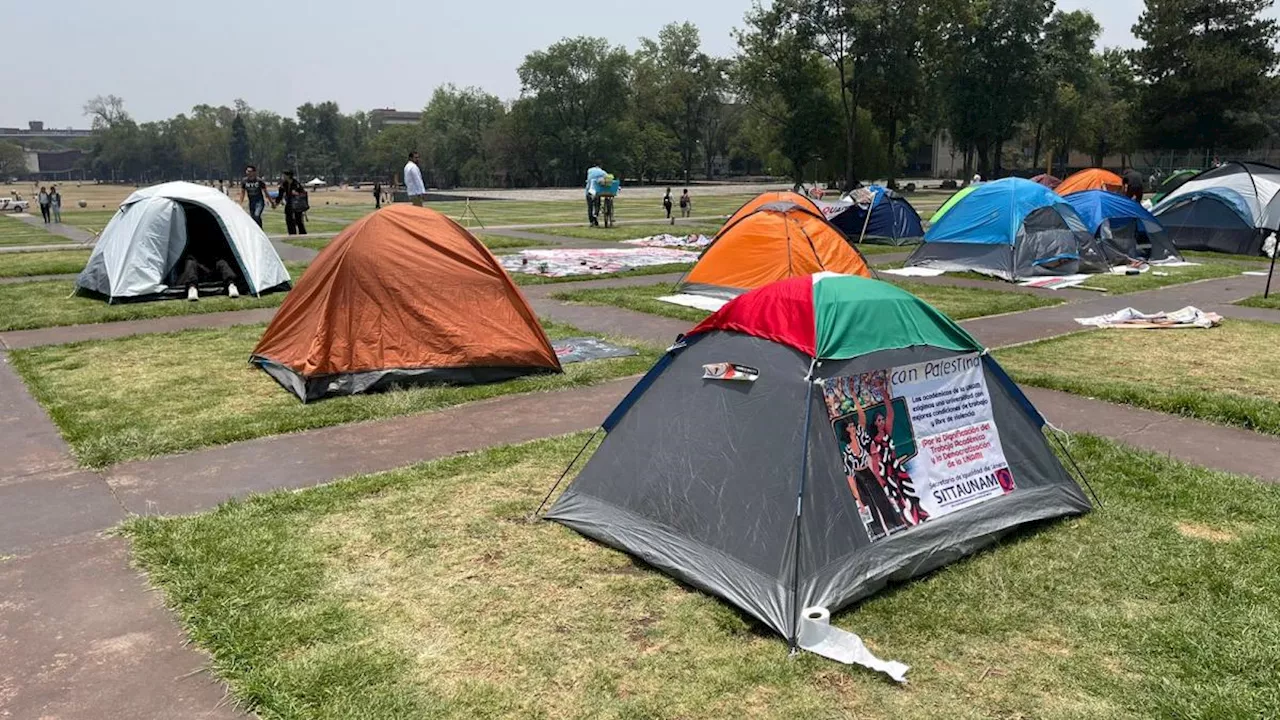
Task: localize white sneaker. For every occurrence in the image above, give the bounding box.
[228,283,240,299]
[187,286,199,302]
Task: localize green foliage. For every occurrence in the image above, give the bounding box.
[1132,0,1280,149]
[633,23,728,181]
[0,141,26,177]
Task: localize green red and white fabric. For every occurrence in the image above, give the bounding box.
[687,272,982,360]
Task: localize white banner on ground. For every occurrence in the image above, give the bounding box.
[656,294,728,312]
[821,353,1015,542]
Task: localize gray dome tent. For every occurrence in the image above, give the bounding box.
[542,274,1092,672]
[77,181,291,302]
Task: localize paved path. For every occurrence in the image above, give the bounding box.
[269,238,318,263]
[0,242,89,253]
[0,308,279,350]
[0,359,238,719]
[17,215,98,243]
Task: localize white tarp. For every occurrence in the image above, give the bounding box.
[656,293,729,312]
[80,181,290,298]
[880,267,947,277]
[1074,306,1223,329]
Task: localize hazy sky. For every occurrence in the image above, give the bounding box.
[6,0,1272,128]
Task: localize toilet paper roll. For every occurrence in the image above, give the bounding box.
[798,606,910,684]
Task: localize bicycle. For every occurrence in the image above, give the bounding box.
[599,194,615,228]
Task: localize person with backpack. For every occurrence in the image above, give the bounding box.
[663,187,673,224]
[679,188,691,218]
[276,171,308,235]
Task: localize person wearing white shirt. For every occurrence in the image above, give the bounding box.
[404,150,426,206]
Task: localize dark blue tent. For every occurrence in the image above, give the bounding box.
[828,186,925,246]
[1064,190,1181,262]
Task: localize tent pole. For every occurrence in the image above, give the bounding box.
[529,427,601,520]
[788,361,819,651]
[856,196,874,245]
[1265,233,1278,299]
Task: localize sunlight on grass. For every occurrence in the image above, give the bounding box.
[996,319,1280,434]
[1081,261,1242,294]
[123,433,1280,719]
[0,216,70,246]
[10,321,656,467]
[554,281,1061,324]
[1236,294,1280,310]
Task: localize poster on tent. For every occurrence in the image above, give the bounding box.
[821,353,1016,542]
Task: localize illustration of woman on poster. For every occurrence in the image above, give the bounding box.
[852,373,930,528]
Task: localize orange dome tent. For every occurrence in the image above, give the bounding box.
[1056,169,1123,196]
[251,205,561,402]
[723,190,823,227]
[678,199,871,299]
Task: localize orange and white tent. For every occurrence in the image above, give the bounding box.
[251,205,561,401]
[678,198,870,300]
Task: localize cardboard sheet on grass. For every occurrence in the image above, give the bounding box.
[551,337,637,364]
[620,233,713,249]
[500,247,697,277]
[1075,306,1223,329]
[821,353,1016,543]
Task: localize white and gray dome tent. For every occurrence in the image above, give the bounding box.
[76,181,291,302]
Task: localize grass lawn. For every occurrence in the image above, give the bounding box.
[287,233,542,254]
[312,195,761,228]
[0,215,71,246]
[1237,294,1280,310]
[0,262,309,332]
[57,210,117,235]
[1080,260,1242,294]
[554,281,1062,324]
[56,208,350,238]
[11,322,656,468]
[0,249,91,277]
[996,319,1280,435]
[528,222,724,242]
[1182,250,1272,264]
[122,432,1280,719]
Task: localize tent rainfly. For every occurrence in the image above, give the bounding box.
[1151,161,1280,255]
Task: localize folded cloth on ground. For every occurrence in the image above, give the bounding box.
[499,247,697,277]
[1019,274,1090,289]
[551,337,638,364]
[881,267,947,277]
[621,233,713,249]
[1075,306,1222,329]
[1148,259,1201,267]
[656,293,729,312]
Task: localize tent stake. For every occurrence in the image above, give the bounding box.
[530,428,601,521]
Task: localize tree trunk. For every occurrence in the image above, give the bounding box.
[975,142,990,179]
[1031,122,1044,170]
[886,115,899,185]
[994,139,1004,177]
[963,146,973,180]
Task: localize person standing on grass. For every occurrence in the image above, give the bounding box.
[37,186,50,223]
[373,181,383,208]
[404,151,426,207]
[276,170,308,236]
[679,188,691,218]
[239,165,269,228]
[49,185,61,223]
[663,187,673,224]
[585,162,607,226]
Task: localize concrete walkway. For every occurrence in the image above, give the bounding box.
[17,214,98,244]
[0,242,89,253]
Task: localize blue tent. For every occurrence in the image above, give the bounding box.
[1064,190,1181,262]
[828,186,925,246]
[906,178,1108,281]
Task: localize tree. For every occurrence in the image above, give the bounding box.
[634,22,728,182]
[1132,0,1279,150]
[422,85,505,187]
[517,37,631,185]
[735,10,840,185]
[0,142,27,178]
[229,113,250,175]
[771,0,879,189]
[1079,49,1140,167]
[939,0,1053,177]
[1030,10,1102,171]
[860,0,936,183]
[83,95,130,130]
